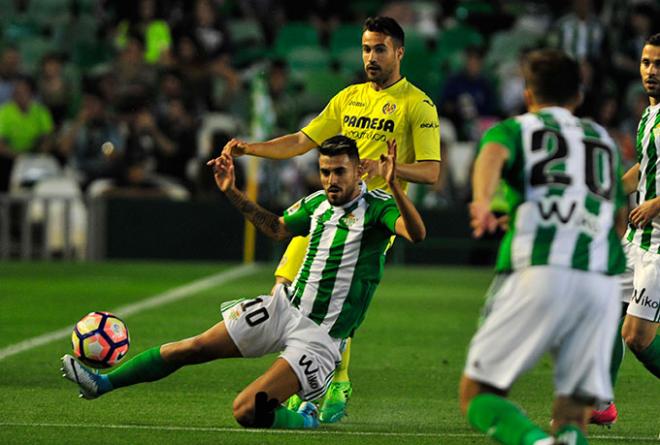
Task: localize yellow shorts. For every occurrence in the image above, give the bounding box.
[275,235,310,282]
[274,234,396,282]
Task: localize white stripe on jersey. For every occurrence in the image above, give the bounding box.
[297,200,334,315]
[320,201,367,331]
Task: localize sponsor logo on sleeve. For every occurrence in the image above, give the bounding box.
[420,121,439,128]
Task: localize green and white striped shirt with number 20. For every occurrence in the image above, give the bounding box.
[283,188,400,339]
[481,106,626,275]
[625,103,660,252]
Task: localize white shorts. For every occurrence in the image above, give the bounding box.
[620,242,660,322]
[464,266,621,404]
[221,285,342,401]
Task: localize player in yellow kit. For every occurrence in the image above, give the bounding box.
[222,16,441,423]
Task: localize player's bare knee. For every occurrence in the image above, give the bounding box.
[623,330,653,353]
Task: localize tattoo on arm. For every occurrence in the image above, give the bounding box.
[226,189,290,240]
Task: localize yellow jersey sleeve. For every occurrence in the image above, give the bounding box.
[409,96,441,162]
[301,89,345,145]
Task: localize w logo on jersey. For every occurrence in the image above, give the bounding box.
[537,198,577,224]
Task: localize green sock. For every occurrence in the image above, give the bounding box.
[271,406,306,429]
[106,346,180,389]
[555,424,588,445]
[609,317,626,386]
[467,394,550,445]
[632,334,660,378]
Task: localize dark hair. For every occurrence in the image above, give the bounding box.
[646,33,660,46]
[363,16,405,47]
[318,135,360,162]
[521,49,581,106]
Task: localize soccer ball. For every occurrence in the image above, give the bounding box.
[71,311,130,368]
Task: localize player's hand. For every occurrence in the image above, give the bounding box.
[360,158,378,182]
[222,138,248,157]
[379,139,397,185]
[629,197,660,228]
[469,201,499,238]
[207,153,235,192]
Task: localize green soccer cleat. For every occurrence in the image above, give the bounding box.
[285,394,303,411]
[319,381,352,423]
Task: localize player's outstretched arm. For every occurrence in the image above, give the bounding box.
[361,158,440,185]
[470,142,508,238]
[622,162,640,195]
[222,131,317,160]
[207,154,292,241]
[382,140,426,243]
[393,160,440,184]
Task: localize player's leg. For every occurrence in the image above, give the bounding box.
[319,338,352,423]
[460,270,561,445]
[275,235,310,412]
[551,396,590,445]
[622,314,660,377]
[61,321,241,399]
[552,270,620,443]
[460,376,552,445]
[233,357,318,429]
[621,246,660,377]
[591,243,636,424]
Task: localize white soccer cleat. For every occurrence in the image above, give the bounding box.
[60,354,102,400]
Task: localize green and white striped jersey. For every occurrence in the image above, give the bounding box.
[283,187,400,339]
[625,103,660,252]
[480,106,626,275]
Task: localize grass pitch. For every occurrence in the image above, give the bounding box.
[0,262,657,444]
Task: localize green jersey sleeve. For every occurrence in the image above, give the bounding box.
[372,193,400,234]
[409,96,441,162]
[282,198,311,236]
[478,118,522,173]
[301,88,345,145]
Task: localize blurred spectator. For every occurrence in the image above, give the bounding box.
[0,75,55,189]
[58,91,124,189]
[593,93,634,168]
[0,46,22,105]
[37,53,74,126]
[439,46,498,141]
[548,0,607,62]
[209,53,242,113]
[185,0,233,57]
[154,97,197,189]
[172,32,211,111]
[620,85,649,167]
[268,59,303,133]
[114,34,157,101]
[115,0,172,64]
[612,2,657,89]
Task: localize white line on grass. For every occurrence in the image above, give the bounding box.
[0,422,657,442]
[0,263,258,362]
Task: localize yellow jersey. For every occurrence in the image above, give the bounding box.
[301,77,441,191]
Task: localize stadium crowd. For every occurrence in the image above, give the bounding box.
[0,0,657,206]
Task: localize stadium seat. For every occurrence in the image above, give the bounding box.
[329,24,363,57]
[286,46,331,74]
[335,47,363,78]
[300,70,347,110]
[273,22,320,58]
[9,154,61,193]
[29,176,87,259]
[18,37,57,72]
[228,18,268,67]
[436,24,483,54]
[190,113,243,183]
